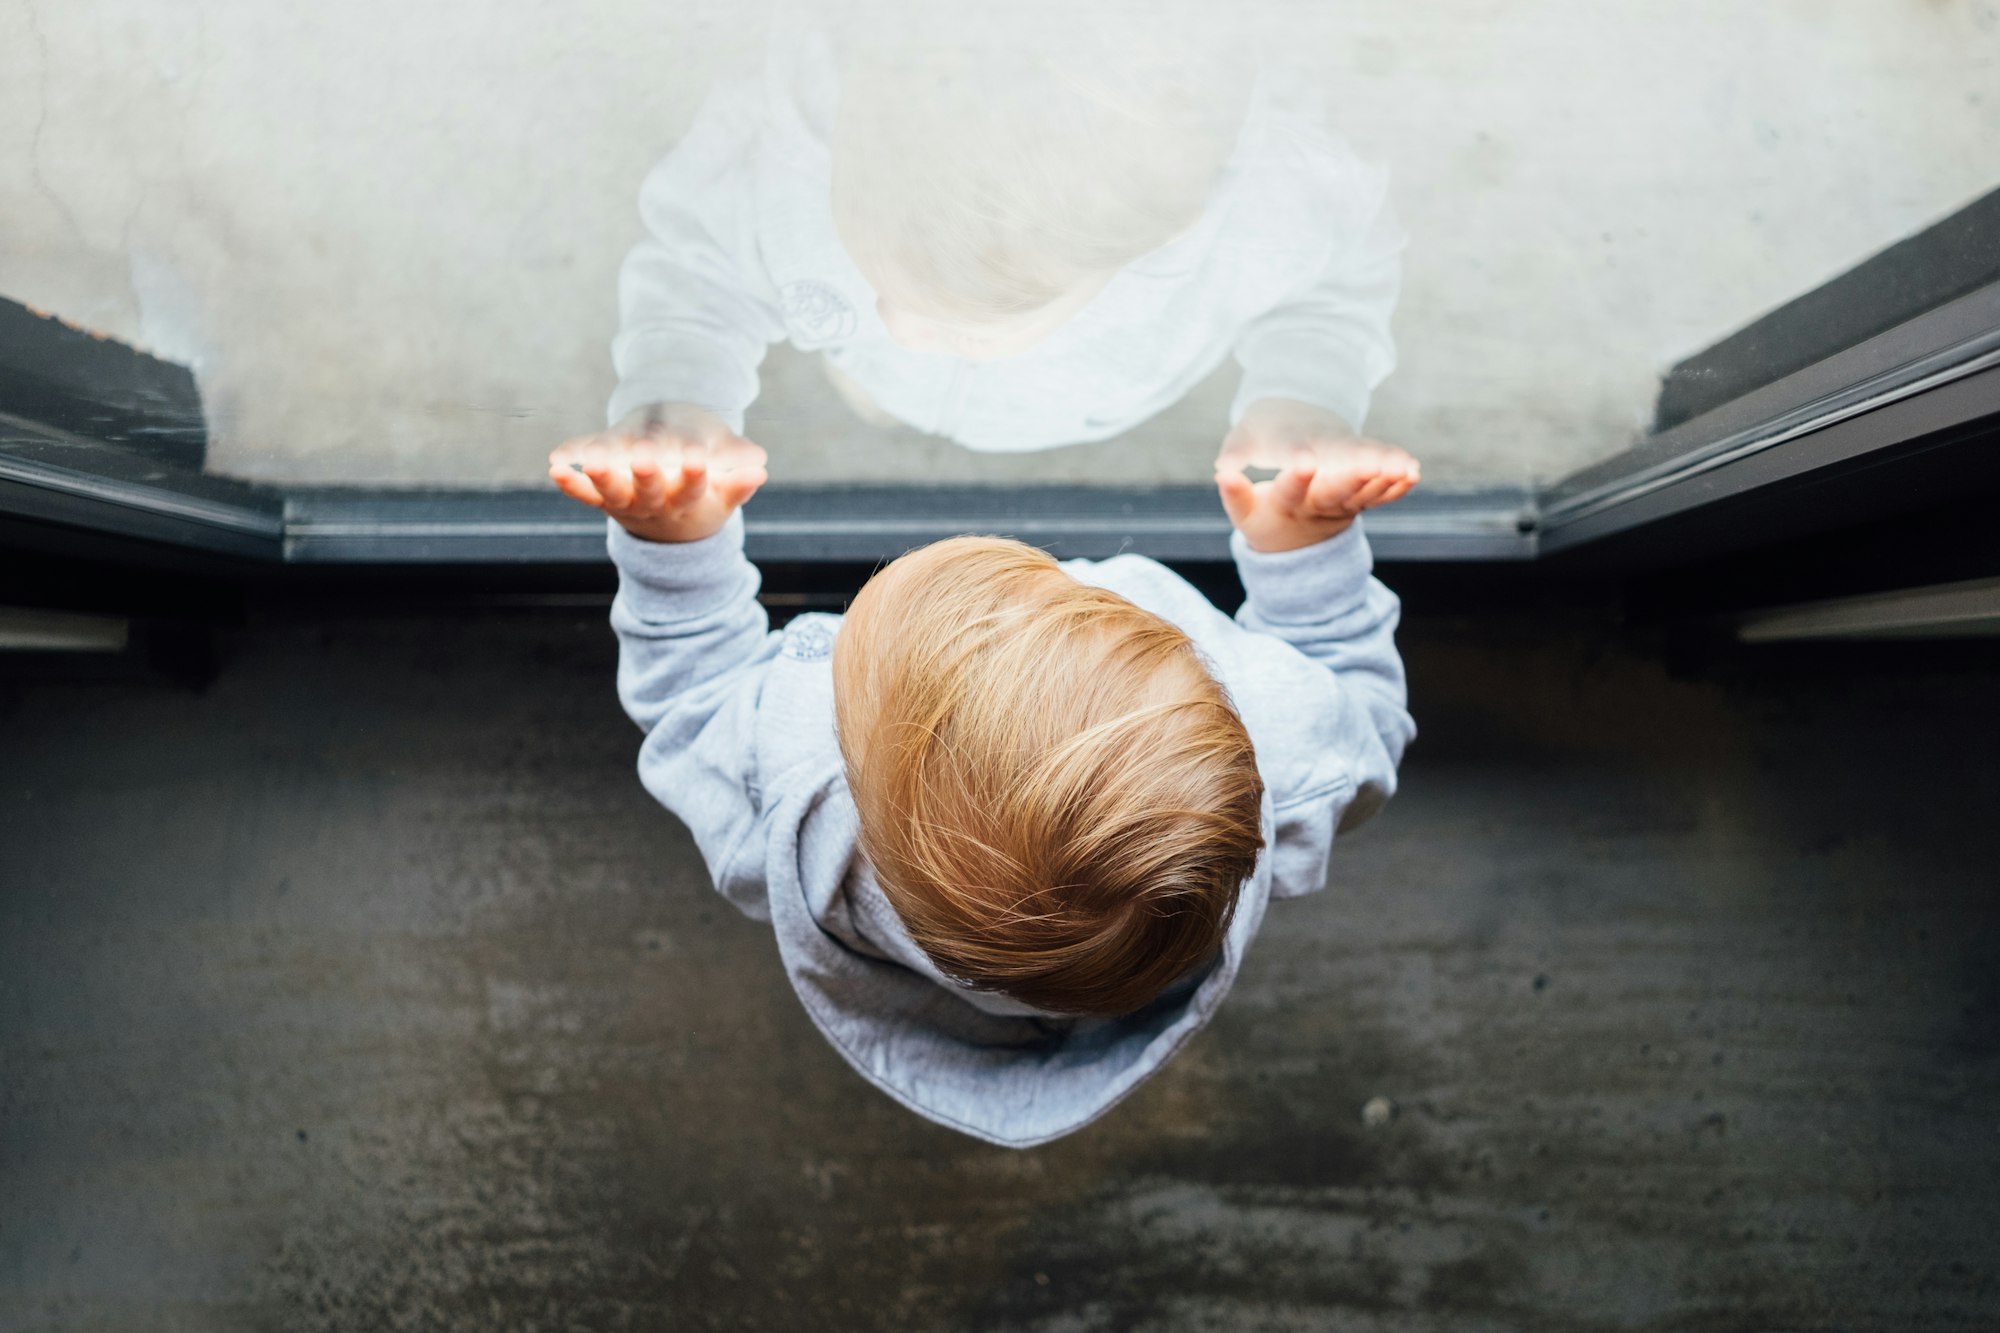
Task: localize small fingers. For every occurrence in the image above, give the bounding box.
[1270,463,1316,513]
[717,464,768,509]
[1214,468,1256,528]
[1347,474,1398,513]
[582,445,635,511]
[665,455,710,509]
[549,437,597,471]
[549,463,604,508]
[1305,467,1368,516]
[1304,438,1422,483]
[1370,446,1421,483]
[628,446,668,512]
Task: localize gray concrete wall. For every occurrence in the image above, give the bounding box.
[2,1,1996,486]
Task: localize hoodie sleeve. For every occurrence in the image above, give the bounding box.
[609,84,790,434]
[608,512,781,919]
[1230,519,1414,897]
[1228,123,1404,434]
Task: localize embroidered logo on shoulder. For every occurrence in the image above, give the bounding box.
[782,615,837,662]
[781,280,857,347]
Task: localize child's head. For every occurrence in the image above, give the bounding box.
[833,536,1266,1017]
[829,4,1252,360]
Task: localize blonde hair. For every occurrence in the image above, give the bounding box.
[834,536,1265,1017]
[829,2,1253,321]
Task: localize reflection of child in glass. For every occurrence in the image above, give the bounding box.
[569,7,1416,483]
[547,421,1414,1145]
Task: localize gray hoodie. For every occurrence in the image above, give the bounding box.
[609,512,1413,1148]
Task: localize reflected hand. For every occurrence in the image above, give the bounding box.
[548,403,768,544]
[1215,398,1410,473]
[1214,400,1419,553]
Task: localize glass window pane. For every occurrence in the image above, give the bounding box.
[1,1,1994,537]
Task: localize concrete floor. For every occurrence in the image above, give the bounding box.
[2,1,1996,487]
[2,598,1997,1331]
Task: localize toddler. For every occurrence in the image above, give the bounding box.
[545,437,1420,1147]
[597,3,1407,473]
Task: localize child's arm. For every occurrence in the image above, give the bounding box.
[612,83,789,434]
[1216,448,1418,843]
[1224,170,1403,456]
[549,436,776,913]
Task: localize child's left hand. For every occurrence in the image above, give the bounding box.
[548,430,767,545]
[1214,398,1420,553]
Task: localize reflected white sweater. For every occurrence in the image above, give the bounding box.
[609,29,1404,450]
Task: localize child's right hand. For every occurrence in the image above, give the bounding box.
[1215,437,1419,554]
[548,403,769,544]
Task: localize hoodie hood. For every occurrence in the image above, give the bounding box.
[748,612,1274,1148]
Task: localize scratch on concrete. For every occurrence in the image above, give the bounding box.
[21,0,86,245]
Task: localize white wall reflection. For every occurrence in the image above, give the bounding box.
[1,0,1994,486]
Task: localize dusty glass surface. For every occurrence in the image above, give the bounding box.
[2,0,1995,492]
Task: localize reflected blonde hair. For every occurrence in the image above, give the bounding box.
[829,1,1252,321]
[834,536,1265,1017]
